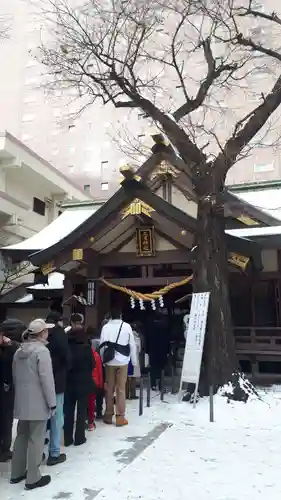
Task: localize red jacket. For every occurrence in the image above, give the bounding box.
[91,349,103,389]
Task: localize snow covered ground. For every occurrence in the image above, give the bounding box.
[1,387,281,499]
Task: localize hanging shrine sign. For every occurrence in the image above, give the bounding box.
[136,227,155,257]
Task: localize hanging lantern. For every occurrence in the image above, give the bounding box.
[130,296,136,309]
[159,295,164,308]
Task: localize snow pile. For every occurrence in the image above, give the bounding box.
[1,388,281,499]
[219,371,259,403]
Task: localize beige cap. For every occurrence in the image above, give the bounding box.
[24,319,55,337]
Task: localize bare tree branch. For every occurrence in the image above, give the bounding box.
[174,37,238,121]
[213,75,281,174]
[0,259,34,295]
[37,0,281,182]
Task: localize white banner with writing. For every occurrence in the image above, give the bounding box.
[180,292,210,386]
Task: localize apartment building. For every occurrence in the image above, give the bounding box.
[0,131,91,246]
[0,0,280,196]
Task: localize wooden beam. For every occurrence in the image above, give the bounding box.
[99,249,190,266]
[30,187,136,267]
[122,178,197,232]
[101,228,135,254]
[149,213,193,249]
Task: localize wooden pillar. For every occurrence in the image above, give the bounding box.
[277,250,281,326]
[62,276,73,320]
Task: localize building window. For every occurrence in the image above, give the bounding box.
[101,182,109,191]
[254,163,274,173]
[23,94,37,104]
[21,133,33,141]
[84,184,91,194]
[24,77,38,86]
[33,197,46,216]
[22,114,35,122]
[101,160,109,173]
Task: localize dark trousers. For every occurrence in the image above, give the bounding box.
[64,389,87,446]
[150,365,163,390]
[0,390,14,454]
[95,389,103,417]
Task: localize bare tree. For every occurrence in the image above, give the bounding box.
[0,259,34,296]
[37,0,281,394]
[0,15,11,40]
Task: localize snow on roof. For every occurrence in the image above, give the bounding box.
[28,272,64,290]
[3,208,97,252]
[226,225,281,238]
[233,187,281,221]
[16,293,33,303]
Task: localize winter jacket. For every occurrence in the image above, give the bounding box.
[147,317,170,368]
[0,341,18,394]
[13,340,56,421]
[47,324,71,394]
[66,329,95,396]
[91,349,103,390]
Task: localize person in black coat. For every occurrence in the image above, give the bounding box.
[0,319,25,462]
[64,326,95,447]
[147,314,170,391]
[45,312,71,465]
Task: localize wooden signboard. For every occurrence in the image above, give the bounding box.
[136,227,155,257]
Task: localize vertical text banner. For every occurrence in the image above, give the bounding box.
[180,292,210,386]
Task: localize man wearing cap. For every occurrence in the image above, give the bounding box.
[10,319,56,490]
[45,311,71,466]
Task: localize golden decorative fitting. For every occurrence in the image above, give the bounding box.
[228,252,249,270]
[150,160,179,180]
[237,214,259,226]
[41,261,55,275]
[119,164,134,175]
[122,199,155,219]
[181,230,186,236]
[72,248,83,261]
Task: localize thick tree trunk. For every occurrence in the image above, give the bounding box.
[193,173,237,395]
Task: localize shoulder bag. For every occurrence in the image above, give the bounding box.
[102,322,123,364]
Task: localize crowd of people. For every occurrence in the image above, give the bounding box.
[0,307,158,491]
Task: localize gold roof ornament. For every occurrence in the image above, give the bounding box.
[119,164,141,183]
[228,252,250,270]
[122,199,155,219]
[72,248,84,261]
[150,160,179,180]
[41,261,55,275]
[237,214,259,226]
